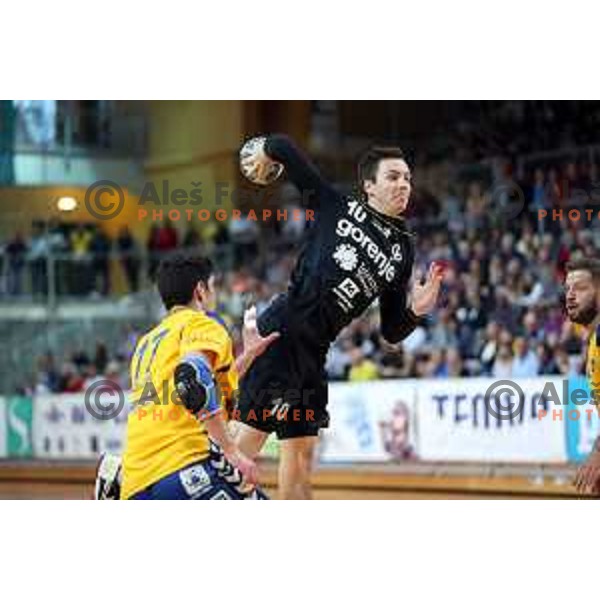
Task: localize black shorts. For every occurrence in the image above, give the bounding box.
[236,335,330,440]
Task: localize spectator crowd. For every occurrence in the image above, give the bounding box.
[23,156,599,392]
[16,100,600,390]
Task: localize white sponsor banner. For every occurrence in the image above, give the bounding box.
[319,380,418,462]
[416,377,567,463]
[33,394,127,459]
[0,397,7,458]
[27,376,573,463]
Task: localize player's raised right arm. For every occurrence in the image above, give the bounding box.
[250,134,335,206]
[266,133,328,190]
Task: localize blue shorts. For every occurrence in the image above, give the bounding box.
[131,444,269,500]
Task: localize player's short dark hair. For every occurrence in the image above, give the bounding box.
[358,146,406,186]
[157,253,214,310]
[566,258,600,283]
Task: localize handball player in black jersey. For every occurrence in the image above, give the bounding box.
[235,134,445,499]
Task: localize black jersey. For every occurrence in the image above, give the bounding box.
[258,134,418,359]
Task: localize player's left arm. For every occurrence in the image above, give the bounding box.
[380,286,420,345]
[175,351,224,418]
[180,319,239,412]
[174,351,258,486]
[380,262,446,344]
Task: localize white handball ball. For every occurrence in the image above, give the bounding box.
[239,136,284,186]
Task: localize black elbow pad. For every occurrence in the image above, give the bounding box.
[174,353,218,415]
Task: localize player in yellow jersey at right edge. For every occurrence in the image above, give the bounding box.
[564,258,600,497]
[96,252,278,500]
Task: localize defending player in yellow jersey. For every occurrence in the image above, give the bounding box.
[564,258,600,496]
[96,252,278,500]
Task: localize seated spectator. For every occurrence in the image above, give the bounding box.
[90,227,111,295]
[326,338,353,381]
[492,344,514,378]
[35,352,60,394]
[94,341,109,374]
[59,363,85,393]
[427,349,449,378]
[348,347,379,382]
[379,345,412,379]
[478,322,500,375]
[5,232,27,295]
[69,223,93,295]
[447,348,466,378]
[182,224,201,248]
[512,337,539,377]
[117,226,140,293]
[105,360,126,390]
[27,221,49,297]
[402,323,428,355]
[228,209,260,268]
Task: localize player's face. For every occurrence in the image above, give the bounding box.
[565,270,599,325]
[364,158,412,217]
[195,275,217,311]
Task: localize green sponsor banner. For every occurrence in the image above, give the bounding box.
[7,396,33,458]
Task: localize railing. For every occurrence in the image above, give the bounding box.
[0,235,299,393]
[0,232,300,307]
[0,245,232,307]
